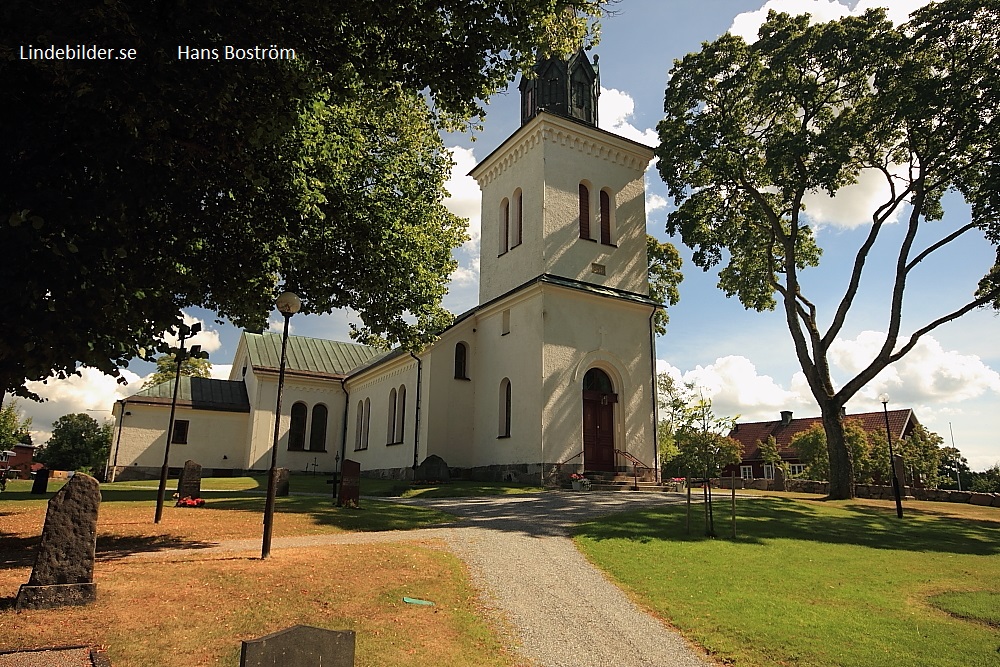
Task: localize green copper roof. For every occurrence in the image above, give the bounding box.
[130,377,250,412]
[244,333,384,376]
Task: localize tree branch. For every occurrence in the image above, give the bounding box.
[906,221,979,273]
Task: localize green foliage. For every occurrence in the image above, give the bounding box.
[655,0,1000,499]
[899,424,944,488]
[0,399,32,450]
[646,235,683,336]
[655,372,693,469]
[36,413,113,474]
[0,0,611,398]
[672,395,741,478]
[792,420,876,483]
[143,354,213,389]
[968,464,1000,493]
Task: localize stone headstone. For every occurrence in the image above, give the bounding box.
[240,625,355,667]
[892,454,906,488]
[275,468,290,497]
[176,459,203,500]
[413,454,450,483]
[16,473,100,610]
[30,468,50,495]
[772,466,786,492]
[338,459,361,507]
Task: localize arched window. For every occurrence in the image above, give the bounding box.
[499,198,510,255]
[354,401,364,450]
[600,189,613,245]
[395,385,407,444]
[288,402,307,451]
[309,404,328,452]
[512,190,523,247]
[455,342,468,379]
[584,368,614,394]
[498,378,512,438]
[387,388,397,444]
[362,398,371,450]
[579,183,591,239]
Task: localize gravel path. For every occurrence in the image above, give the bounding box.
[130,492,715,667]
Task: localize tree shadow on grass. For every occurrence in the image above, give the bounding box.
[96,534,221,561]
[207,496,457,532]
[573,497,1000,556]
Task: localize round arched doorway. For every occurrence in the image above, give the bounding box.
[582,368,618,471]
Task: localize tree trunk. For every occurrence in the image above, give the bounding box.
[822,405,854,499]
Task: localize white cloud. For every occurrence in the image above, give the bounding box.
[801,165,909,229]
[18,367,145,445]
[830,331,1000,405]
[599,88,659,146]
[444,146,482,248]
[267,317,295,335]
[210,364,233,380]
[449,265,478,287]
[729,0,929,42]
[646,192,668,214]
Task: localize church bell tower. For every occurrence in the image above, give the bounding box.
[471,50,653,304]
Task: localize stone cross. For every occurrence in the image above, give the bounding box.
[16,473,101,610]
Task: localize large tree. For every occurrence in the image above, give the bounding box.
[656,0,1000,499]
[1,0,610,398]
[0,399,33,450]
[37,413,113,474]
[142,354,213,389]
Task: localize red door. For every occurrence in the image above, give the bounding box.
[583,368,617,471]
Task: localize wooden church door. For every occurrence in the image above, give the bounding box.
[582,368,617,471]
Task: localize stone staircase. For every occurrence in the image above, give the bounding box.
[571,470,667,493]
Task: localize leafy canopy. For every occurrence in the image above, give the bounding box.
[655,0,1000,498]
[37,413,113,474]
[0,0,611,398]
[0,399,33,450]
[143,354,214,390]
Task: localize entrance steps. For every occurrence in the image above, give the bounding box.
[568,470,671,493]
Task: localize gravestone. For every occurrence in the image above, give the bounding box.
[30,468,50,495]
[772,466,786,492]
[16,473,100,610]
[240,625,355,667]
[413,454,450,483]
[338,459,361,507]
[176,459,203,500]
[275,468,290,497]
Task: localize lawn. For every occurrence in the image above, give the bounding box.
[574,495,1000,667]
[0,479,526,667]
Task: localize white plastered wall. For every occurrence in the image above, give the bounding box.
[420,317,478,467]
[343,356,419,472]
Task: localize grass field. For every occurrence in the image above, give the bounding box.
[0,478,525,667]
[574,495,1000,667]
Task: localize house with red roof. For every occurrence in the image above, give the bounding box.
[1,442,37,480]
[724,408,919,480]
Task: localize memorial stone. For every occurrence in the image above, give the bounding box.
[772,466,786,492]
[338,459,361,507]
[16,473,100,610]
[413,454,450,483]
[275,467,290,497]
[30,468,50,495]
[240,625,355,667]
[176,459,203,500]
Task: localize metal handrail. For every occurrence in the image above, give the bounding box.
[615,449,652,490]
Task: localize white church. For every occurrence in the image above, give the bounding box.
[109,51,662,485]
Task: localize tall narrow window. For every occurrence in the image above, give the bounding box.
[354,401,364,450]
[499,198,510,255]
[288,402,307,451]
[512,190,523,247]
[395,385,407,444]
[579,184,590,239]
[309,404,328,452]
[501,309,510,335]
[498,378,512,437]
[362,398,371,450]
[455,342,468,379]
[600,189,612,245]
[387,388,397,444]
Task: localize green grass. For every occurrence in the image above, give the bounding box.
[929,591,1000,627]
[105,474,542,498]
[573,496,1000,667]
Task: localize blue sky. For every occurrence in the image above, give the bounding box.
[12,0,1000,471]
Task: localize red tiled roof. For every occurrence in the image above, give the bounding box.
[728,409,917,461]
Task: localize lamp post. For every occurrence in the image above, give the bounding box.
[154,322,202,524]
[878,393,904,519]
[262,291,301,559]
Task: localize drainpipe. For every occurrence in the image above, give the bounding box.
[409,352,423,470]
[339,378,350,488]
[649,307,660,483]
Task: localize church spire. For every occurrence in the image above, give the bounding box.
[518,49,600,127]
